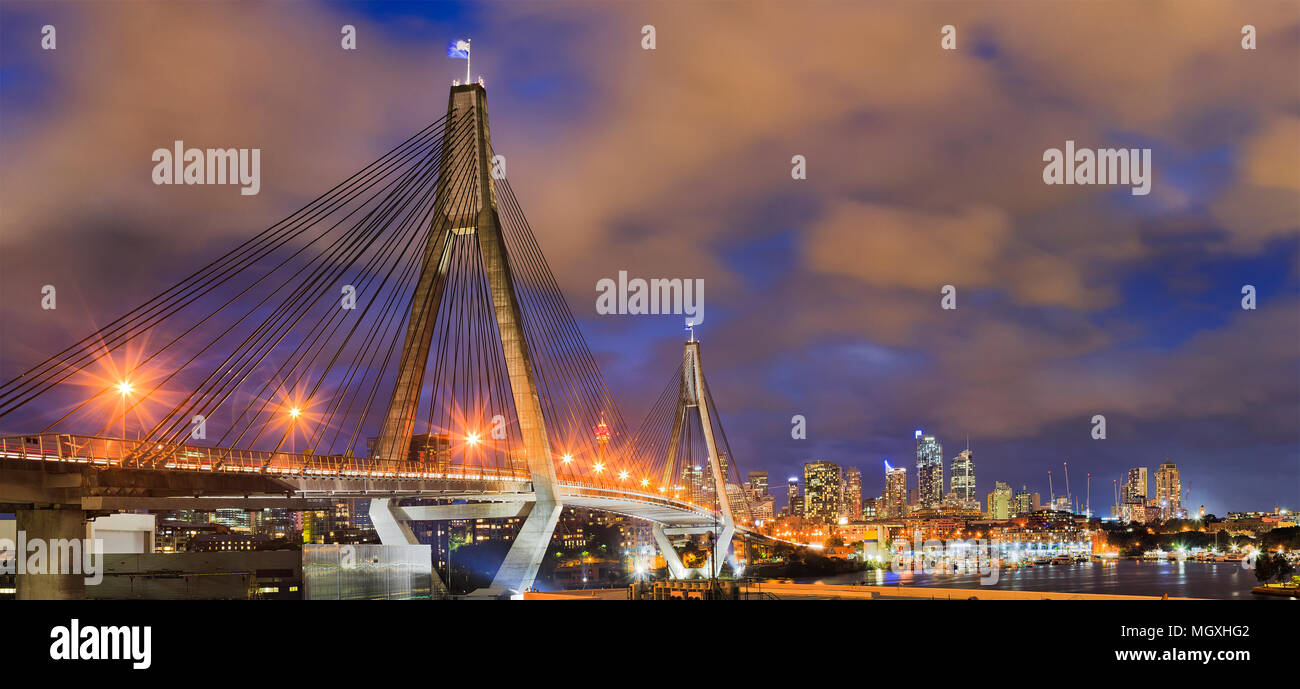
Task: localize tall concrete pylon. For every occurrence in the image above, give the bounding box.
[655,337,738,578]
[370,84,561,597]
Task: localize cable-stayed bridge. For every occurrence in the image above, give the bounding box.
[0,84,772,599]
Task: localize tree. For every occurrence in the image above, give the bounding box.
[1252,550,1275,583]
[825,536,845,548]
[1274,555,1295,584]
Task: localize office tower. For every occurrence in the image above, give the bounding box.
[747,470,769,498]
[1124,467,1148,504]
[1155,461,1181,518]
[884,461,908,519]
[950,448,975,503]
[1013,487,1032,516]
[786,477,801,517]
[804,461,843,524]
[987,481,1012,520]
[844,466,862,519]
[915,431,943,509]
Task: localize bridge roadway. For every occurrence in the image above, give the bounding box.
[0,433,724,527]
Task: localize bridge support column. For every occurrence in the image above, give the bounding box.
[369,498,419,545]
[14,508,87,600]
[652,523,690,580]
[368,499,449,598]
[473,500,561,598]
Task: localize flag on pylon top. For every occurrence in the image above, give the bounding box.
[447,39,470,59]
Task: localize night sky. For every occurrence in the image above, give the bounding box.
[1,1,1297,516]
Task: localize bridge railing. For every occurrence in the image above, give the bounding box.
[0,433,531,482]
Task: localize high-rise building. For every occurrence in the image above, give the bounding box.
[915,431,943,509]
[1124,467,1148,504]
[843,467,862,519]
[747,470,769,499]
[804,461,843,524]
[987,481,1012,520]
[786,477,801,517]
[1013,486,1032,516]
[1155,462,1181,518]
[884,461,908,519]
[950,448,975,503]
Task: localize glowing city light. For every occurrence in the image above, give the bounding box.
[466,432,480,446]
[592,462,604,473]
[116,380,134,396]
[561,454,573,463]
[289,407,301,419]
[618,470,629,480]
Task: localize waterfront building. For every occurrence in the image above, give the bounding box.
[1155,461,1181,519]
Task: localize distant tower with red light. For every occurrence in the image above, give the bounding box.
[593,411,611,463]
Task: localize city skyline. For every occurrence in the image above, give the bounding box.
[1,1,1296,519]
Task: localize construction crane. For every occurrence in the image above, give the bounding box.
[1064,461,1071,513]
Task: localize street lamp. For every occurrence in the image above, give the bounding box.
[116,380,134,445]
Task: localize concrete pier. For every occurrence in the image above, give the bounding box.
[14,508,87,600]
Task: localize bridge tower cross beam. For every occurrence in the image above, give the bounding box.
[372,84,560,598]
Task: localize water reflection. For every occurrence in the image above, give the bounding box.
[799,559,1284,599]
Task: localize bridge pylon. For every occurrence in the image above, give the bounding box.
[370,84,561,598]
[655,337,739,579]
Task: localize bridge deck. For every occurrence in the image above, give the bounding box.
[0,434,737,527]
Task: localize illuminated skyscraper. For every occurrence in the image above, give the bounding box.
[804,461,842,524]
[844,466,862,519]
[1013,486,1032,516]
[884,461,908,519]
[915,431,943,510]
[1123,467,1148,504]
[987,481,1012,519]
[950,448,975,503]
[747,470,769,499]
[786,477,802,517]
[1155,461,1181,518]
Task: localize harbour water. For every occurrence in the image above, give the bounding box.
[799,559,1288,599]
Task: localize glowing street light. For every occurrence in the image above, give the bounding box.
[289,407,301,419]
[561,454,573,464]
[116,380,134,444]
[618,470,629,481]
[466,432,481,446]
[592,462,604,473]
